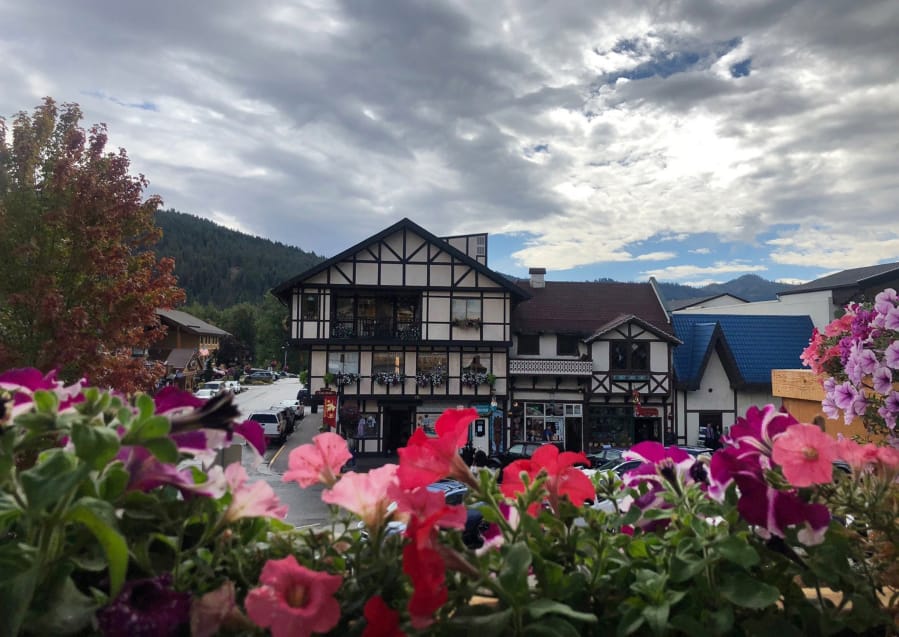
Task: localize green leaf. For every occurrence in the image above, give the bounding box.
[142,437,179,463]
[0,568,39,637]
[627,538,649,559]
[26,575,97,636]
[98,464,129,501]
[135,393,156,419]
[125,415,172,443]
[0,493,23,531]
[718,572,780,609]
[617,602,645,636]
[527,599,597,624]
[31,389,59,412]
[715,535,759,569]
[20,450,90,512]
[71,422,121,470]
[0,543,36,581]
[498,542,532,602]
[65,498,128,596]
[523,617,581,637]
[642,602,670,636]
[448,607,513,636]
[669,553,706,583]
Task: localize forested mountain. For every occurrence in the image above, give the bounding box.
[154,209,325,306]
[656,274,797,302]
[154,209,796,307]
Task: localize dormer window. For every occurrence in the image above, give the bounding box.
[517,334,539,355]
[610,340,649,370]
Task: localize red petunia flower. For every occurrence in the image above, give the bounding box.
[362,595,406,637]
[402,539,448,629]
[245,555,342,637]
[501,444,593,514]
[397,408,478,490]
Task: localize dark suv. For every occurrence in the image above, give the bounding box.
[488,442,565,471]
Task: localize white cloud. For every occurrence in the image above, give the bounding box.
[642,261,768,281]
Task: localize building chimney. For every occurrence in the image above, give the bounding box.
[529,267,546,288]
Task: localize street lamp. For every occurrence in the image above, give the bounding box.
[281,344,288,371]
[488,394,498,455]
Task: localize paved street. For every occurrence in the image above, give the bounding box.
[231,378,332,528]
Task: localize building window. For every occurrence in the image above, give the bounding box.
[557,335,579,356]
[451,298,481,325]
[327,352,359,375]
[372,352,404,374]
[302,293,318,320]
[517,334,539,355]
[610,341,649,371]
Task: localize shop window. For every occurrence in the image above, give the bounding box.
[416,352,447,374]
[517,334,539,355]
[302,293,318,320]
[610,341,649,370]
[557,335,579,356]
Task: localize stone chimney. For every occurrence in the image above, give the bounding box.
[529,267,546,288]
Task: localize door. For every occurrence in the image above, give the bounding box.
[383,406,414,455]
[698,412,723,449]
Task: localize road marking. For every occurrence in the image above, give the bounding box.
[269,444,287,466]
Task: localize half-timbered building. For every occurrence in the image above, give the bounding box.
[509,275,680,452]
[272,218,529,456]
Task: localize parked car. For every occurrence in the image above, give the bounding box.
[248,409,288,445]
[193,388,217,400]
[276,399,305,421]
[200,381,226,394]
[223,380,242,394]
[585,446,628,469]
[245,371,276,383]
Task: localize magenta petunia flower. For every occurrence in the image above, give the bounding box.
[771,424,838,487]
[0,367,85,419]
[97,573,190,637]
[118,445,227,498]
[152,385,205,414]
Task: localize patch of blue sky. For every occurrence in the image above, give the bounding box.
[602,36,743,85]
[730,59,752,78]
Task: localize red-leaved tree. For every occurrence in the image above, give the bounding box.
[0,98,185,392]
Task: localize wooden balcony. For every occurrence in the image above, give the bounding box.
[509,358,593,376]
[330,318,421,341]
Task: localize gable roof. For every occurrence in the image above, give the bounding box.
[271,218,530,302]
[779,261,899,296]
[585,313,680,344]
[672,313,814,390]
[668,293,748,311]
[511,280,672,337]
[156,309,230,336]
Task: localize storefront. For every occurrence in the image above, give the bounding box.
[508,400,583,451]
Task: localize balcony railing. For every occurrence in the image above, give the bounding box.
[509,358,593,376]
[330,318,420,341]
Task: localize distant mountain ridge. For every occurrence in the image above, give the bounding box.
[656,275,798,303]
[153,209,797,307]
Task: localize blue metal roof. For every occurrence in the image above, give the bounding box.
[672,314,814,388]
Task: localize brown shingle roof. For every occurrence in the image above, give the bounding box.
[511,281,672,336]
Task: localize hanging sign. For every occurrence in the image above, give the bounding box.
[323,393,338,428]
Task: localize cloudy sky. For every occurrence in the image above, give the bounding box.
[2,0,898,285]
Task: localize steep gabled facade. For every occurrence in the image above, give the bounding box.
[509,274,680,451]
[672,313,815,445]
[273,218,528,456]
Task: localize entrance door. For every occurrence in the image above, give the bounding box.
[383,406,414,456]
[698,412,723,449]
[633,417,660,444]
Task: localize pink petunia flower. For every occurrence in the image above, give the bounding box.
[836,438,881,471]
[283,432,352,488]
[245,555,342,637]
[389,482,467,547]
[222,464,287,523]
[118,445,227,498]
[500,444,593,514]
[397,408,478,490]
[771,423,838,487]
[322,464,399,530]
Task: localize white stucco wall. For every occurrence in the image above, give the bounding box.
[674,290,834,329]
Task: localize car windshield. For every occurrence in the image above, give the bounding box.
[507,444,525,455]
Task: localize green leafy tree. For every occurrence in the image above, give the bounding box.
[255,293,289,367]
[0,98,185,391]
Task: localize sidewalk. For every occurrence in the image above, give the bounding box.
[293,411,398,473]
